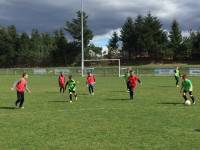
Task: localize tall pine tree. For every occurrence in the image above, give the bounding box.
[142,13,167,59]
[108,31,120,58]
[65,11,93,47]
[169,20,182,59]
[120,17,136,61]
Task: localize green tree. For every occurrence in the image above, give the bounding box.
[30,29,43,65]
[65,11,93,47]
[0,26,19,67]
[66,41,81,65]
[52,29,68,65]
[0,27,10,66]
[120,14,167,61]
[108,31,119,49]
[108,31,120,58]
[142,13,168,59]
[169,20,182,59]
[191,31,200,59]
[40,32,56,65]
[7,25,20,65]
[120,17,136,61]
[134,15,145,56]
[18,32,31,66]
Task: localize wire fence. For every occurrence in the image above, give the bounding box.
[0,66,199,76]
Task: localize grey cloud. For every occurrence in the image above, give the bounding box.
[0,0,199,36]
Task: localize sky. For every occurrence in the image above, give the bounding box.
[0,0,199,48]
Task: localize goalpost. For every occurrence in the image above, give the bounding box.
[80,1,121,77]
[83,59,121,77]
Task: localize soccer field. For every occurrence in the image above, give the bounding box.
[0,75,200,150]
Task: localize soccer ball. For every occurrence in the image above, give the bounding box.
[185,100,191,106]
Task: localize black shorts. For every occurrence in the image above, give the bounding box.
[17,91,24,99]
[183,90,192,95]
[175,76,179,81]
[69,89,76,94]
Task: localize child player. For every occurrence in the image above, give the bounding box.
[86,72,96,95]
[124,67,132,91]
[65,75,77,103]
[127,70,141,100]
[11,72,31,109]
[174,66,181,87]
[58,72,65,93]
[180,74,195,104]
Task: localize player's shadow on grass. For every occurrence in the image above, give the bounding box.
[0,106,16,110]
[194,129,200,132]
[158,102,183,105]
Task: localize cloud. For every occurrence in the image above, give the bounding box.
[91,28,121,47]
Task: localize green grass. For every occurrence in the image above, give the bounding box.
[0,75,200,150]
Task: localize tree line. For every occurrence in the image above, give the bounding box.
[0,11,200,67]
[0,11,101,67]
[108,13,200,63]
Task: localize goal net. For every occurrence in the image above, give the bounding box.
[120,67,140,77]
[120,67,128,77]
[83,59,121,77]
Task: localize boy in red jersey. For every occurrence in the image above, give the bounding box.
[58,72,65,93]
[127,70,141,100]
[11,73,31,109]
[86,72,96,95]
[124,67,132,92]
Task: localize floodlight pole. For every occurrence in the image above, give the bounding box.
[81,0,84,77]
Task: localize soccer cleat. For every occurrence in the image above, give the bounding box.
[176,85,179,88]
[19,107,24,109]
[70,101,73,103]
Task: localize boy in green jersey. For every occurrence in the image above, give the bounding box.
[180,74,195,104]
[65,75,77,103]
[174,66,181,87]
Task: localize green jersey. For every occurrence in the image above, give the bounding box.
[174,69,180,77]
[66,79,76,91]
[182,79,193,92]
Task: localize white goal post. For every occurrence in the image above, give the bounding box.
[83,59,121,77]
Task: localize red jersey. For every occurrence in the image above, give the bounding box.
[59,75,65,86]
[86,75,95,84]
[128,75,139,89]
[16,78,27,92]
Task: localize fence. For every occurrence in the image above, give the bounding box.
[0,67,199,76]
[0,67,120,76]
